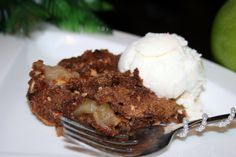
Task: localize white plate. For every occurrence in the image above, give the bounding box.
[0,30,235,157]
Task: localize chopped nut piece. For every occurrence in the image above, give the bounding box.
[29,81,35,93]
[90,69,98,76]
[81,93,88,97]
[47,97,52,102]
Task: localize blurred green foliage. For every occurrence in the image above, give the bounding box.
[0,0,112,35]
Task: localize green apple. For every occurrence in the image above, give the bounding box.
[211,0,236,72]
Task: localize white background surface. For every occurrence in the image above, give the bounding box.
[0,30,236,157]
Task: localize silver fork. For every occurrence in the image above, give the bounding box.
[61,107,235,157]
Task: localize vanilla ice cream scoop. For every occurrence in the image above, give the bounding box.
[118,33,205,120]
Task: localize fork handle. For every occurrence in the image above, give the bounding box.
[177,107,236,137]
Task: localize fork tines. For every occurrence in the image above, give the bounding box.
[61,116,138,154]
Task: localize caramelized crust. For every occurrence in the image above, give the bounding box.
[65,70,185,135]
[27,50,186,136]
[58,49,119,77]
[27,60,82,126]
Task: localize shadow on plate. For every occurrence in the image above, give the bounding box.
[63,138,110,157]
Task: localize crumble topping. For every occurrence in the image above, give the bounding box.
[27,49,186,136]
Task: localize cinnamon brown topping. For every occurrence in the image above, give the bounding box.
[27,49,186,136]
